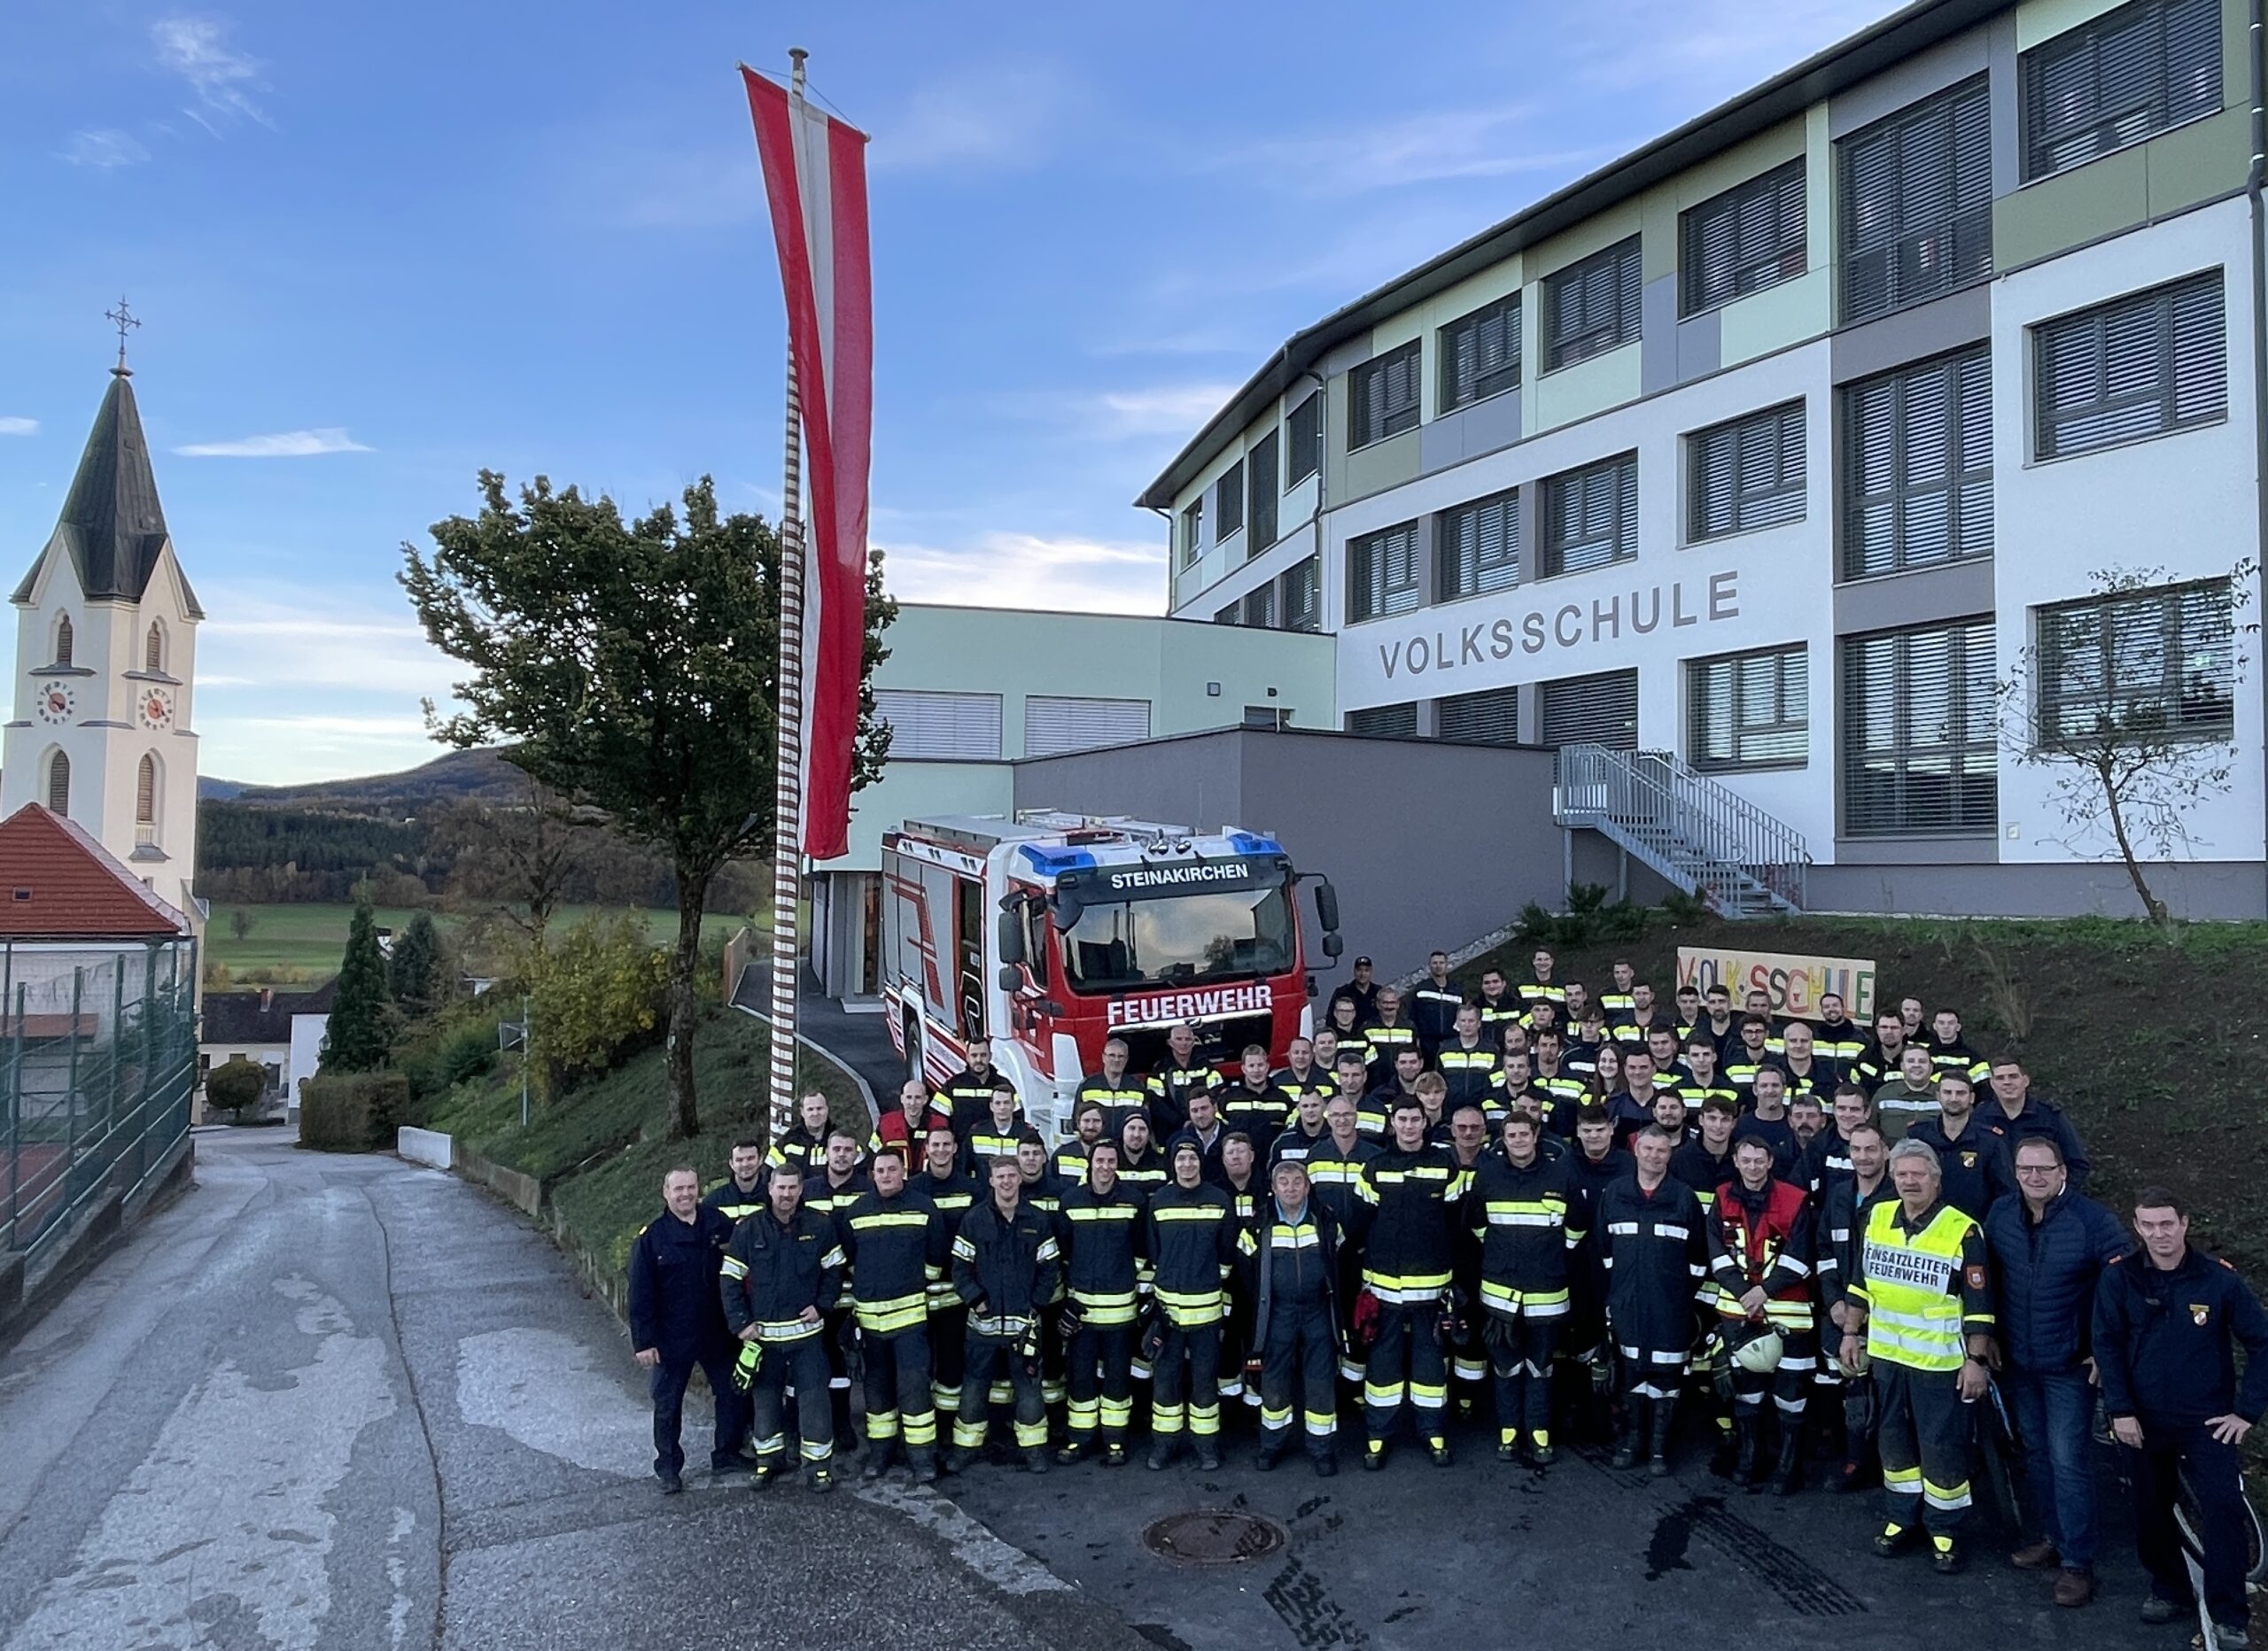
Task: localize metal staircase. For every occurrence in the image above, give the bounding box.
[1553,745,1810,917]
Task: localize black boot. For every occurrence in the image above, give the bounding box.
[1647,1398,1676,1477]
[1773,1424,1805,1497]
[1611,1400,1643,1470]
[1733,1416,1760,1486]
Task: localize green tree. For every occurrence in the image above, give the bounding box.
[321,899,396,1072]
[388,911,441,1019]
[400,472,895,1137]
[204,1057,267,1120]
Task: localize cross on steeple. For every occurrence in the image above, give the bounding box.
[105,296,141,377]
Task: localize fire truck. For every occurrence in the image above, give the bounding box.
[881,812,1341,1141]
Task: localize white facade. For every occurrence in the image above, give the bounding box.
[1147,0,2268,918]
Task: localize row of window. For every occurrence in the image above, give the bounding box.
[1324,268,2225,624]
[1215,556,1323,632]
[874,690,1154,762]
[43,750,167,842]
[47,615,172,673]
[1340,577,2236,835]
[1180,0,2223,567]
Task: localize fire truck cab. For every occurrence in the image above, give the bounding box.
[881,812,1341,1142]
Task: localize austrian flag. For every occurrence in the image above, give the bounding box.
[740,66,873,863]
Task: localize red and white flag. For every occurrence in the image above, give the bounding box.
[741,66,873,864]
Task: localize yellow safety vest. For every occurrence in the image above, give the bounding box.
[1859,1199,1975,1373]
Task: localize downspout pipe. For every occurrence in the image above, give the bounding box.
[2249,0,2267,907]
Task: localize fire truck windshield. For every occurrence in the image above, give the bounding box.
[1057,885,1294,991]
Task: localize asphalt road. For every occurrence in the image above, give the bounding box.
[0,1133,1145,1651]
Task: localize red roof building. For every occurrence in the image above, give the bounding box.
[0,802,191,942]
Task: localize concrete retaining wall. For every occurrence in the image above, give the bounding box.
[396,1127,454,1170]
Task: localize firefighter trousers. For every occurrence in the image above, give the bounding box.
[1153,1321,1222,1441]
[955,1335,1047,1453]
[860,1323,936,1462]
[929,1306,967,1418]
[1065,1321,1135,1446]
[1876,1361,1971,1540]
[1485,1311,1560,1446]
[1365,1302,1448,1444]
[748,1334,834,1469]
[1260,1302,1339,1458]
[1728,1327,1816,1431]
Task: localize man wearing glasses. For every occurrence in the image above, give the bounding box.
[1980,1136,2131,1608]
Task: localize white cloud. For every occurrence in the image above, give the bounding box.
[872,63,1074,171]
[198,714,444,787]
[1220,106,1608,196]
[174,428,372,458]
[877,531,1166,615]
[195,584,456,695]
[1092,384,1239,438]
[58,129,151,169]
[0,418,36,437]
[151,15,273,134]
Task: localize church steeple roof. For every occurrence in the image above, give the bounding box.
[11,368,204,618]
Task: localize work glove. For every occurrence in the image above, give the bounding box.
[732,1339,763,1393]
[1350,1289,1381,1352]
[1057,1304,1084,1340]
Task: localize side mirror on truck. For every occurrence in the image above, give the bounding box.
[1314,878,1341,936]
[996,907,1026,966]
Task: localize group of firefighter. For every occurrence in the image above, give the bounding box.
[632,945,2267,1625]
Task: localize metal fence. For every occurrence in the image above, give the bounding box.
[2,938,199,1265]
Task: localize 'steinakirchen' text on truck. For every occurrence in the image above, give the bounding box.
[881,812,1342,1142]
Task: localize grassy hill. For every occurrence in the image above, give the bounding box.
[209,901,765,986]
[229,746,523,810]
[1461,913,2268,1277]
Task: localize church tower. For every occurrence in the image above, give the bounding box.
[2,345,203,919]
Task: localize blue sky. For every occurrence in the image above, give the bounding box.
[0,0,1899,786]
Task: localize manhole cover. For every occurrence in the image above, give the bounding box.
[1141,1509,1286,1566]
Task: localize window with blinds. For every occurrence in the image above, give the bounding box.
[1282,557,1322,632]
[1689,647,1808,771]
[1348,520,1422,623]
[1438,686,1520,745]
[1345,702,1418,738]
[874,689,1004,761]
[1838,76,1992,324]
[1545,237,1643,371]
[1540,453,1639,578]
[2033,270,2226,461]
[1438,488,1520,601]
[2037,579,2234,745]
[1216,460,1246,539]
[1287,394,1322,485]
[1349,341,1421,448]
[1840,618,1997,836]
[1024,695,1153,757]
[1540,669,1639,749]
[1438,293,1522,412]
[1180,498,1203,568]
[1681,160,1808,317]
[1242,582,1278,629]
[1689,402,1806,541]
[1840,346,1993,579]
[2022,0,2221,181]
[1215,604,1240,624]
[1248,430,1280,550]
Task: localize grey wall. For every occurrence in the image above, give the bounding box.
[1012,727,1568,982]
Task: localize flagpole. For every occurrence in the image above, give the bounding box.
[766,46,810,1154]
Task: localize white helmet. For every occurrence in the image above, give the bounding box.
[1732,1325,1785,1375]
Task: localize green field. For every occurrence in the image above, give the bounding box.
[206,903,767,986]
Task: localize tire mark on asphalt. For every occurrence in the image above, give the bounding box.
[1262,1552,1370,1648]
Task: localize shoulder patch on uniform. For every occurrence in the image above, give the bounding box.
[1964,1264,1988,1291]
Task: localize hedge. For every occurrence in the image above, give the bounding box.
[299,1071,412,1152]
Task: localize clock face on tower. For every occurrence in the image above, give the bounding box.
[138,688,173,729]
[35,684,75,725]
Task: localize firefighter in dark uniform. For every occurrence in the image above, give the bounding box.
[1351,1097,1472,1469]
[1014,1129,1072,1410]
[764,1089,838,1178]
[1052,1100,1109,1186]
[1598,1124,1709,1476]
[947,1157,1061,1475]
[1145,1139,1245,1469]
[719,1162,846,1491]
[1361,986,1420,1087]
[1516,950,1566,1026]
[1817,1120,1894,1492]
[1905,1072,2015,1221]
[801,1128,872,1449]
[962,1082,1028,1178]
[913,1126,980,1430]
[835,1148,941,1483]
[1469,1111,1582,1466]
[1410,950,1463,1058]
[1146,1021,1215,1138]
[1250,1158,1345,1477]
[1271,1036,1333,1104]
[1566,1105,1633,1384]
[629,1166,743,1492]
[1436,1004,1502,1115]
[2094,1187,2268,1643]
[1474,966,1522,1037]
[1307,1093,1379,1385]
[1056,1139,1146,1465]
[1707,1136,1818,1493]
[703,1136,769,1226]
[1270,1088,1332,1169]
[929,1043,1012,1145]
[1219,1044,1293,1143]
[1077,1036,1150,1144]
[1838,1138,1996,1574]
[1114,1112,1171,1204]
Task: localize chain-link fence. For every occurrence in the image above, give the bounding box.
[2,938,198,1265]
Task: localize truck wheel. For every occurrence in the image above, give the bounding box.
[905,1014,923,1087]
